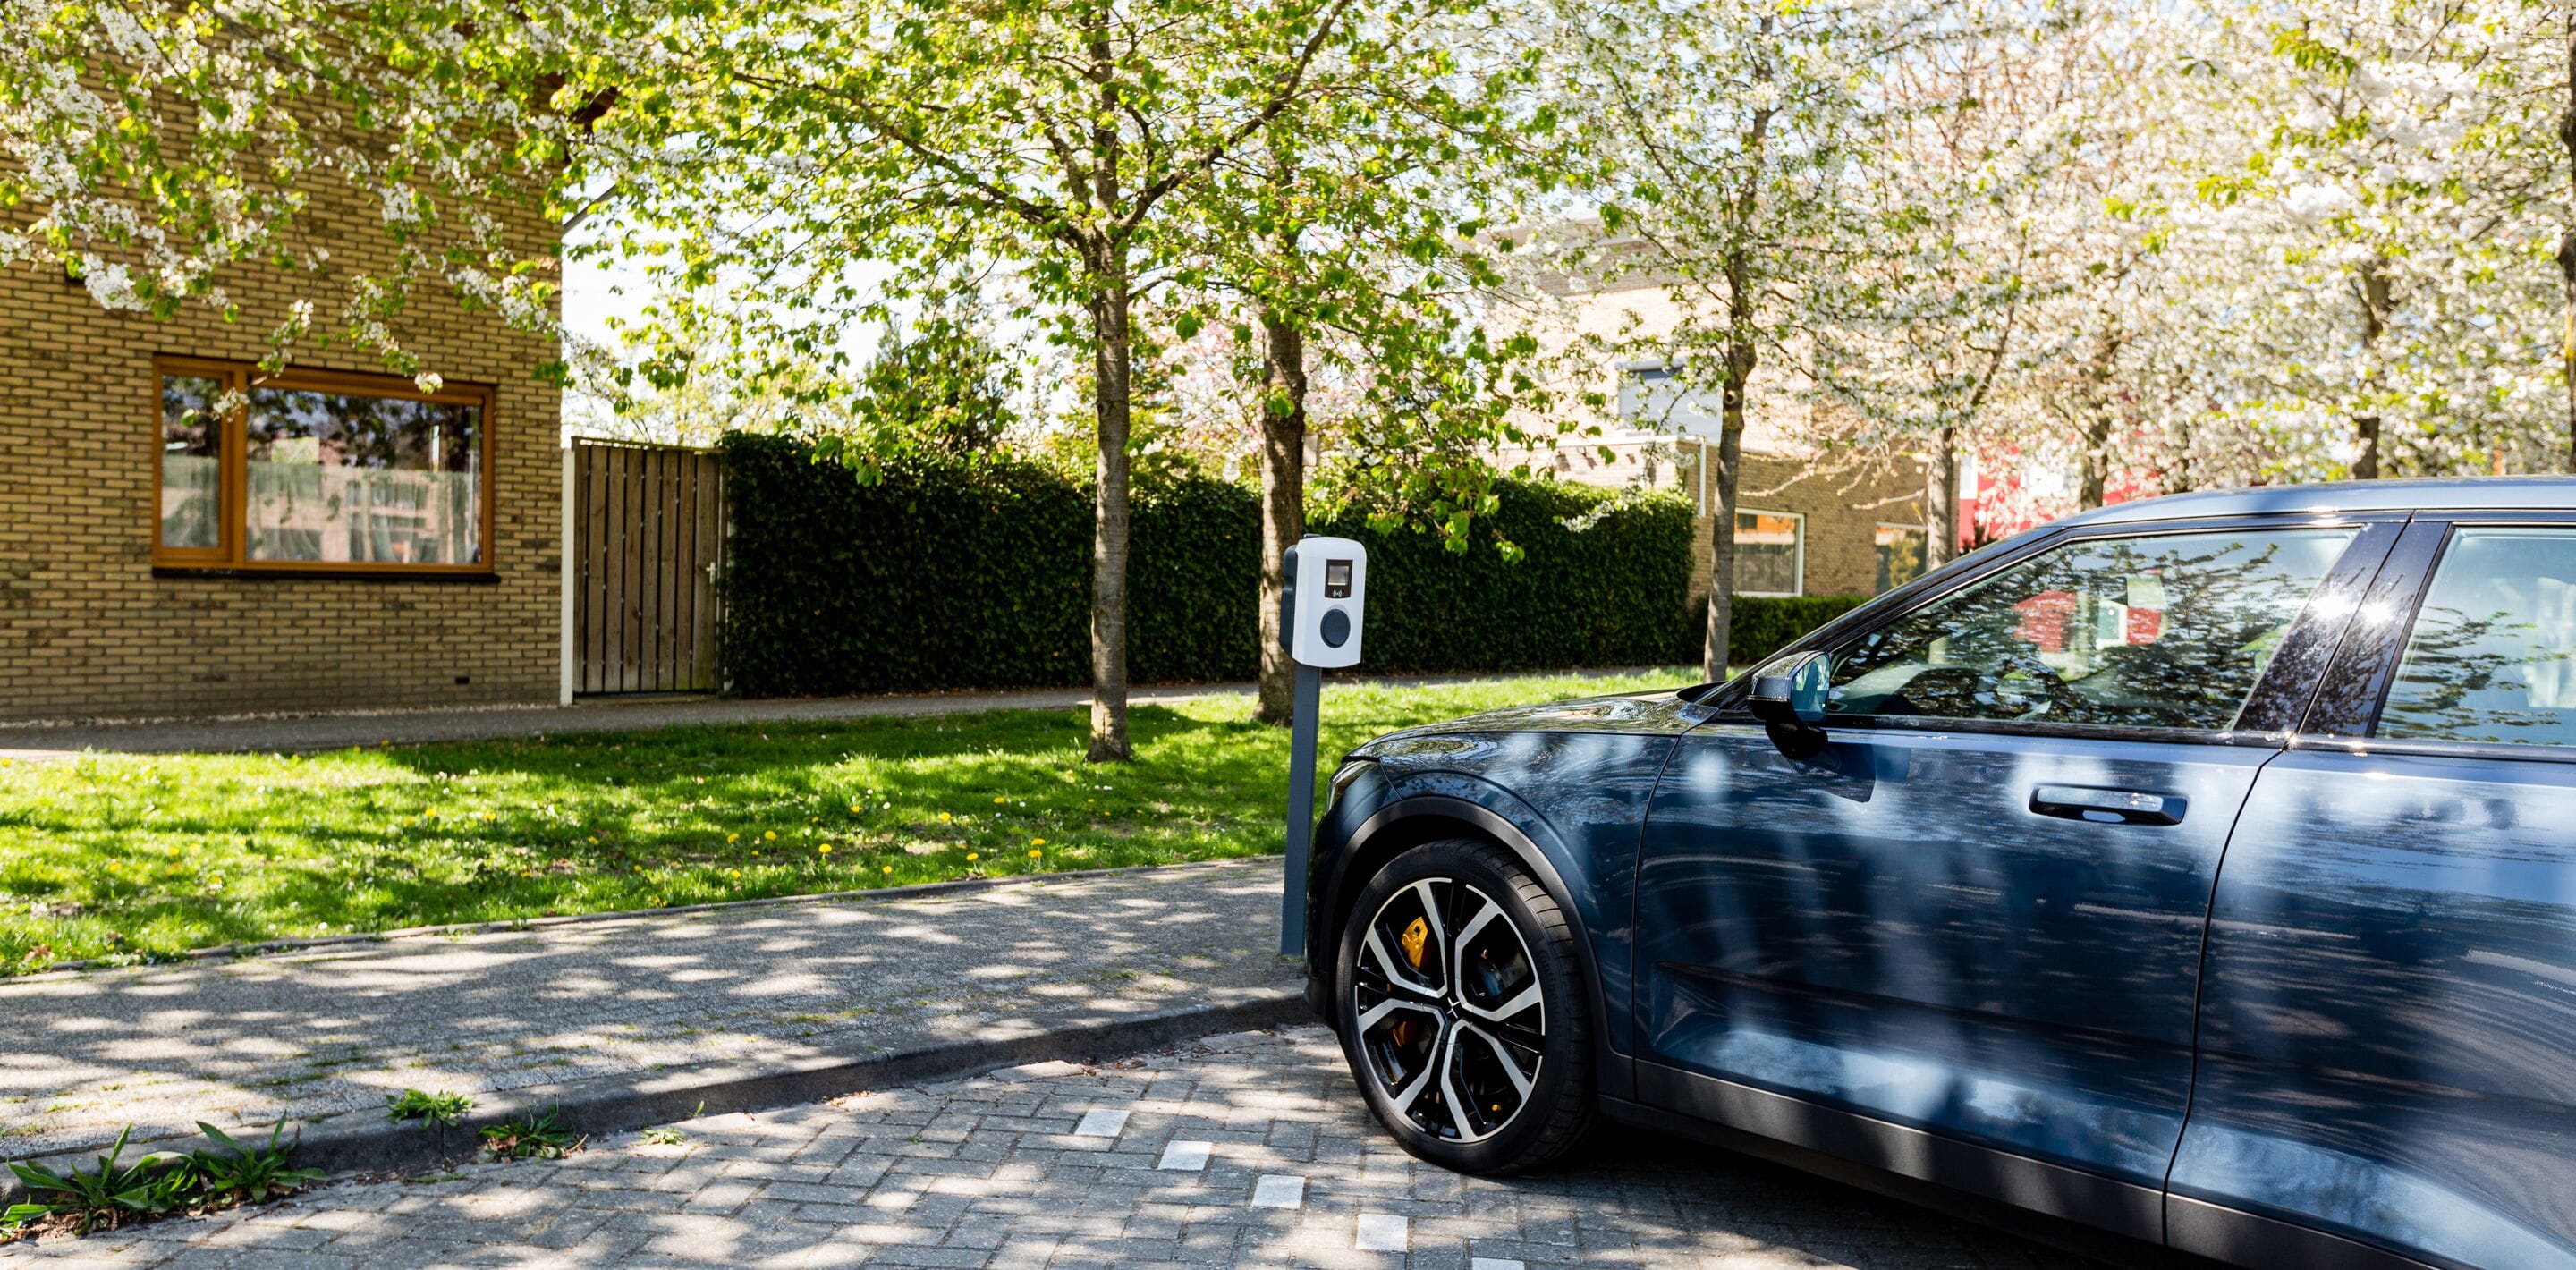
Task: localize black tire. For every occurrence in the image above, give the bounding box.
[1335,836,1595,1174]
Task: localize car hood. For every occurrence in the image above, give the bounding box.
[1351,689,1708,758]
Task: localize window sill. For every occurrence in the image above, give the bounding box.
[153,566,501,584]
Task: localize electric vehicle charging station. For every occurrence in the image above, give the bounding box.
[1278,536,1366,957]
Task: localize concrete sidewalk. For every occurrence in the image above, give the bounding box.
[0,861,1298,1171]
[0,667,1666,760]
[0,685,1249,760]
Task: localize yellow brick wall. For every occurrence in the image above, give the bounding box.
[1690,453,1928,599]
[1517,438,1927,599]
[0,214,561,721]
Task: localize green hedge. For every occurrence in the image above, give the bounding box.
[718,435,1729,695]
[1308,485,1696,674]
[719,436,1266,696]
[1694,593,1873,667]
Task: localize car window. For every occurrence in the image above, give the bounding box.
[1823,528,2356,730]
[2377,528,2576,747]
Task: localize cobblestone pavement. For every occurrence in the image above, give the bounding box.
[1,1027,2084,1269]
[1,862,1288,1158]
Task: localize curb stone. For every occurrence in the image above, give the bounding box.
[0,988,1308,1206]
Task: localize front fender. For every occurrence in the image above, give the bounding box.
[1306,732,1675,1095]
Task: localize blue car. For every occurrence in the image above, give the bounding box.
[1301,479,2576,1270]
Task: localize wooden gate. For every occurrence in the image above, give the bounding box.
[570,440,725,694]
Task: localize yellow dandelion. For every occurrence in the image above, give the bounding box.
[883,866,894,875]
[1030,838,1046,846]
[727,834,740,843]
[727,869,742,879]
[763,830,776,842]
[1028,850,1041,859]
[818,844,833,855]
[966,852,979,862]
[937,811,952,824]
[849,804,861,813]
[993,796,1005,804]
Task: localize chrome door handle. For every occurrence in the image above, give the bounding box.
[2030,785,2184,826]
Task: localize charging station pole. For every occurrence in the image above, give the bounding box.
[1279,658,1323,959]
[1279,537,1367,959]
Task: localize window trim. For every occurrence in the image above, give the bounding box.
[2297,512,2576,766]
[1734,507,1804,597]
[149,355,497,576]
[1700,512,2409,747]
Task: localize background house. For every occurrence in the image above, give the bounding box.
[0,203,564,722]
[1504,262,1932,602]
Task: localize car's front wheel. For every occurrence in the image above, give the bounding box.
[1335,836,1594,1173]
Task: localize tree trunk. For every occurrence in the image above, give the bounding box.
[2076,333,2119,510]
[1254,306,1309,726]
[2078,411,2113,512]
[1703,338,1753,680]
[1087,267,1135,762]
[2351,258,2390,481]
[1924,423,1960,570]
[2352,414,2383,482]
[2169,414,2194,494]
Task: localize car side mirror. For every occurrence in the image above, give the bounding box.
[1747,650,1830,759]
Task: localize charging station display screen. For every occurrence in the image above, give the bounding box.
[1324,560,1352,598]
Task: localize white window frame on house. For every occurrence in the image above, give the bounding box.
[1875,521,1931,592]
[1735,507,1804,597]
[1619,360,1725,440]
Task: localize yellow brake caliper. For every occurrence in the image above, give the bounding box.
[1390,917,1433,1050]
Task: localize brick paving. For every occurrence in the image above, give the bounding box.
[0,862,1288,1160]
[0,1027,2085,1269]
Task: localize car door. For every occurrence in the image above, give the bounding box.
[2174,516,2576,1270]
[1631,514,2398,1241]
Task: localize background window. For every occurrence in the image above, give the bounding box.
[151,360,491,572]
[1826,528,2355,731]
[1876,523,1928,592]
[1735,510,1802,596]
[2378,529,2576,746]
[158,375,225,552]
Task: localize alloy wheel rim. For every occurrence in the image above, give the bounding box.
[1351,877,1546,1144]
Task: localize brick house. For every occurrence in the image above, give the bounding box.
[1508,261,1931,602]
[0,208,564,722]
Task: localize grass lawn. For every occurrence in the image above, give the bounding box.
[0,669,1694,975]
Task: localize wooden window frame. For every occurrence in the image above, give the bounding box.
[150,355,497,576]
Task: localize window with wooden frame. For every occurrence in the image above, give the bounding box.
[1735,509,1804,597]
[153,357,495,574]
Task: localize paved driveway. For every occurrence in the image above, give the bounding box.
[2,1027,2083,1269]
[1,862,1289,1161]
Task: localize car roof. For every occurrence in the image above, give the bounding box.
[2054,477,2576,529]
